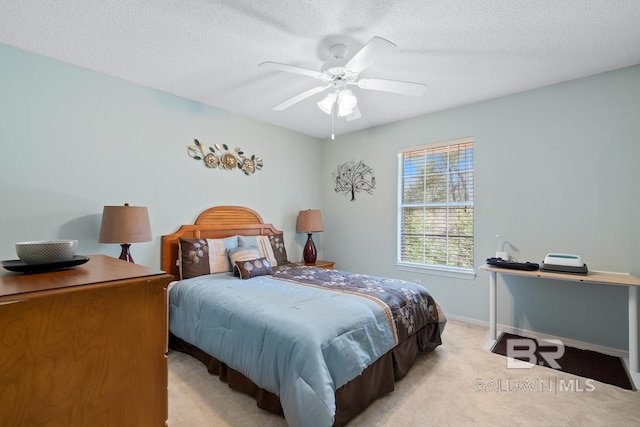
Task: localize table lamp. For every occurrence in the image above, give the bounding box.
[296,209,324,264]
[99,203,152,263]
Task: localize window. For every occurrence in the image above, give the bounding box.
[397,138,474,275]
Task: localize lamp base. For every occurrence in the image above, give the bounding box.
[119,243,135,263]
[302,233,317,264]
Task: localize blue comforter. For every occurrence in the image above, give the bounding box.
[169,266,444,427]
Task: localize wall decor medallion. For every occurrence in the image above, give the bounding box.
[333,160,376,201]
[187,138,263,175]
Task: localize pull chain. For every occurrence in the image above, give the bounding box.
[331,103,335,140]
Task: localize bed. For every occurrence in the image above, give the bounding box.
[162,206,446,427]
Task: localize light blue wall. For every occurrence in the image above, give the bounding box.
[2,41,639,353]
[0,43,323,268]
[321,64,640,351]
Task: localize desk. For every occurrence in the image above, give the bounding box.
[479,265,640,390]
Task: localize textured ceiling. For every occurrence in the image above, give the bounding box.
[1,0,640,139]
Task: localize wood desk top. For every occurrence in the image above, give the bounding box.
[0,254,172,302]
[479,265,640,287]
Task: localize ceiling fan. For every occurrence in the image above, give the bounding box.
[258,36,427,123]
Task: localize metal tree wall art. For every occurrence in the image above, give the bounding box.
[333,160,376,201]
[187,138,263,176]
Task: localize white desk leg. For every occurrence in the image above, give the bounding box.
[483,270,498,350]
[628,286,639,389]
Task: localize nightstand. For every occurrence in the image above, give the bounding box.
[301,260,335,270]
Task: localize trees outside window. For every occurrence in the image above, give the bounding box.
[397,138,474,271]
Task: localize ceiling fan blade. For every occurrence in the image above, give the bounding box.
[346,105,361,121]
[272,86,329,111]
[259,61,323,79]
[345,36,396,74]
[357,78,427,97]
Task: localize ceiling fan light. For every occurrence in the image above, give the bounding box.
[317,92,337,114]
[337,105,353,117]
[337,90,357,116]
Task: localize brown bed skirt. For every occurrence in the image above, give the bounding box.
[169,322,442,426]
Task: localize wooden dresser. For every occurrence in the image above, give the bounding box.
[0,255,173,426]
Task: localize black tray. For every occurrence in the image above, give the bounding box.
[1,255,90,273]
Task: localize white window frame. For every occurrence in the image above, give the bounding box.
[397,137,475,279]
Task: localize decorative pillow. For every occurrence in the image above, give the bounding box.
[238,235,278,267]
[179,235,238,279]
[268,233,289,266]
[235,257,273,279]
[227,246,260,276]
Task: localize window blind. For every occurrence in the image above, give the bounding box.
[397,138,474,270]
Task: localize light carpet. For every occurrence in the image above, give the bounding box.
[168,320,640,426]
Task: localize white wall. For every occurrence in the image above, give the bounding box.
[0,43,323,269]
[321,65,640,351]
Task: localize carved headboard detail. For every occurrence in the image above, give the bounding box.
[161,206,282,279]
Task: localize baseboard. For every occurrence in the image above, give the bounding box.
[444,313,488,328]
[444,313,629,359]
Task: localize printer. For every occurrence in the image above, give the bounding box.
[540,253,588,275]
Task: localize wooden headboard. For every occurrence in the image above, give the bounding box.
[161,205,283,278]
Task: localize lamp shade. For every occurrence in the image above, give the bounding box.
[296,209,324,233]
[337,89,357,116]
[317,92,337,114]
[99,204,152,244]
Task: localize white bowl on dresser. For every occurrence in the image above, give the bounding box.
[15,240,78,264]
